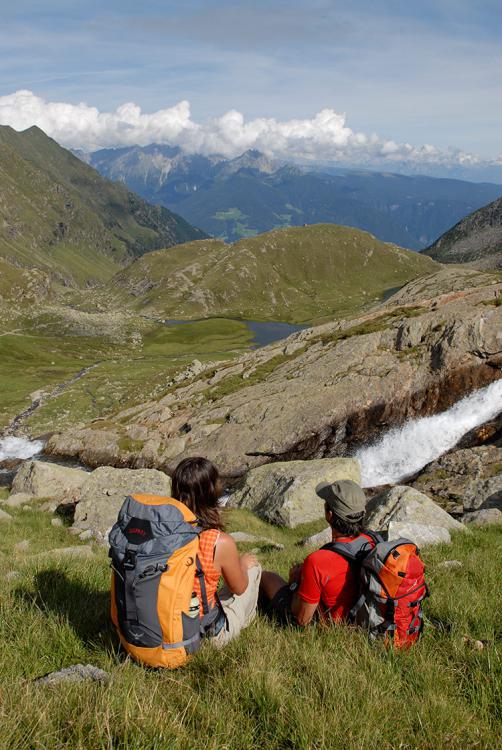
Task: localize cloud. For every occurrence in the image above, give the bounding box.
[0,89,494,170]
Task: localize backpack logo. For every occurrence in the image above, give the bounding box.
[124,517,154,543]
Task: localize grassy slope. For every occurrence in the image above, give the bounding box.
[108,224,440,323]
[0,317,254,433]
[0,499,500,750]
[0,125,205,285]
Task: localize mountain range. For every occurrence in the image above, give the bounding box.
[424,197,502,270]
[84,145,502,249]
[0,126,206,286]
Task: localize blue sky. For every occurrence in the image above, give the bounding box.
[0,1,501,161]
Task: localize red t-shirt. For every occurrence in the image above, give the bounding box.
[297,534,374,622]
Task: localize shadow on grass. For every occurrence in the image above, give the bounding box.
[15,569,118,652]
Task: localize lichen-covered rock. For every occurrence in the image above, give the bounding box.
[12,460,87,502]
[74,466,171,539]
[411,444,502,515]
[0,508,12,523]
[34,664,110,686]
[2,492,36,508]
[365,485,465,534]
[299,526,332,548]
[229,458,361,527]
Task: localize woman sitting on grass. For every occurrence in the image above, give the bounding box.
[172,457,261,647]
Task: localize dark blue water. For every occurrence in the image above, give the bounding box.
[165,318,307,348]
[381,285,403,302]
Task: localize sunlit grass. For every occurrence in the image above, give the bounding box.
[0,503,500,750]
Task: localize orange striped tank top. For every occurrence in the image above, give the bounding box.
[194,529,221,614]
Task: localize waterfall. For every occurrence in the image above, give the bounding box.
[0,436,44,462]
[356,379,502,487]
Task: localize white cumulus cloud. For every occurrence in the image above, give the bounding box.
[0,89,485,168]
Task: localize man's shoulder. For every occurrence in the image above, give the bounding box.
[306,533,374,566]
[304,547,349,569]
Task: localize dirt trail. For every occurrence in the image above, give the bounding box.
[6,363,101,436]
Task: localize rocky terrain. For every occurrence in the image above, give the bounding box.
[424,197,502,270]
[46,275,502,478]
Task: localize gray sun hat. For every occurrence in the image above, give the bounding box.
[315,479,366,522]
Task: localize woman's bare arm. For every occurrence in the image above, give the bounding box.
[214,533,257,595]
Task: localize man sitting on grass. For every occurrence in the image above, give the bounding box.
[260,480,373,626]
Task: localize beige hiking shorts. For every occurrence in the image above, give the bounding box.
[210,563,262,648]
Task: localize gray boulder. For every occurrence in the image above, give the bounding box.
[411,445,502,515]
[365,486,465,540]
[2,492,36,508]
[299,527,332,548]
[12,461,87,503]
[388,521,451,547]
[463,508,502,526]
[463,477,502,512]
[0,508,12,523]
[229,458,361,527]
[30,545,94,561]
[74,466,171,539]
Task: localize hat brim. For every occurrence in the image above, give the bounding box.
[315,481,332,499]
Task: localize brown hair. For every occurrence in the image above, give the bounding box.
[171,457,224,531]
[325,504,365,537]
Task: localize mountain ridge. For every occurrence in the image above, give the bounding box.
[423,197,502,270]
[84,144,502,249]
[106,223,440,323]
[0,126,207,285]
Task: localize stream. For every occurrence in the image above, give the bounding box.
[355,379,502,487]
[2,379,501,491]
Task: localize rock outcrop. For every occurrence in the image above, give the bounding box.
[410,444,502,522]
[463,508,502,526]
[73,466,171,540]
[228,458,361,527]
[12,461,87,503]
[45,281,502,478]
[365,486,465,545]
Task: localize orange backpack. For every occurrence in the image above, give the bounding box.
[323,533,428,648]
[109,494,222,669]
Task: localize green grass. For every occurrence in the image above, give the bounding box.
[107,225,440,324]
[0,125,205,287]
[0,317,253,433]
[0,503,500,750]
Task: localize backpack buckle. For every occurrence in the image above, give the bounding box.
[123,550,137,570]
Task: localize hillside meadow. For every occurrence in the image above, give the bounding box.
[0,317,253,433]
[0,491,500,750]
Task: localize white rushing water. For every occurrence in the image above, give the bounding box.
[0,436,44,462]
[356,379,502,487]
